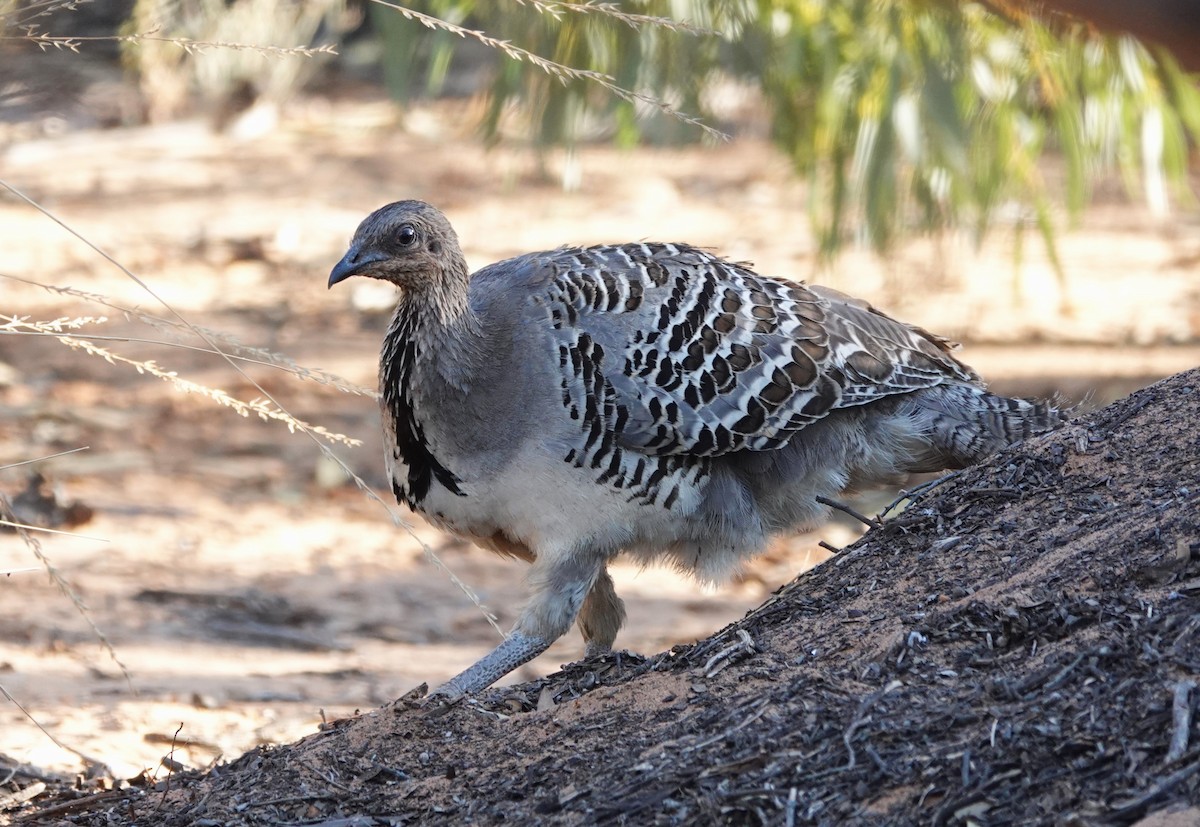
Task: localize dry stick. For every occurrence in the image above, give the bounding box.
[804,688,890,781]
[815,495,882,531]
[19,790,135,820]
[0,178,503,639]
[784,787,799,827]
[1167,679,1195,763]
[877,470,964,520]
[153,722,185,813]
[0,781,47,810]
[690,699,771,751]
[1109,757,1200,819]
[300,759,355,794]
[1042,653,1086,692]
[702,629,757,678]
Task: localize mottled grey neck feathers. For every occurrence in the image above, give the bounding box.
[400,254,484,393]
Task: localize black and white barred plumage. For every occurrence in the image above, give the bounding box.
[329,200,1063,700]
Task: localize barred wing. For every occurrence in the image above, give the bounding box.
[531,243,978,459]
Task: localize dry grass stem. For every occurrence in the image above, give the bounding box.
[512,0,719,36]
[0,0,88,30]
[2,0,335,59]
[12,30,338,58]
[0,315,362,446]
[0,446,91,471]
[1,178,504,638]
[0,174,367,445]
[368,0,727,142]
[0,681,112,775]
[1,274,376,398]
[0,518,108,542]
[0,491,131,688]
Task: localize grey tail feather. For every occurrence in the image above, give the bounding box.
[912,385,1066,471]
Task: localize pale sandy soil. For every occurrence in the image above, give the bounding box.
[0,96,1197,782]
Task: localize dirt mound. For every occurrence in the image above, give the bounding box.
[11,367,1200,825]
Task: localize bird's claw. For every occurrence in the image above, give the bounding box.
[420,693,463,717]
[389,681,465,716]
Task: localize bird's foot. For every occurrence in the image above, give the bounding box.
[385,682,456,717]
[575,646,643,674]
[583,641,613,661]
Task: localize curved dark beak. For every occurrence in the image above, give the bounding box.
[328,247,388,288]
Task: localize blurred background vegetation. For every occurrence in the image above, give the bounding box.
[3,0,1197,266]
[358,0,1200,263]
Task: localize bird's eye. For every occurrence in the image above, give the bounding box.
[398,225,417,247]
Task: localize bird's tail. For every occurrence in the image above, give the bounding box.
[906,384,1066,472]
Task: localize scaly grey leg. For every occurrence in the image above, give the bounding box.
[432,630,553,700]
[429,547,606,700]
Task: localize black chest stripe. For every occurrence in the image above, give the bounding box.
[381,311,465,507]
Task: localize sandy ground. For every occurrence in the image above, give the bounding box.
[1,95,1198,781]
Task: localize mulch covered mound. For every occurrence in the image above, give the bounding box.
[13,368,1200,825]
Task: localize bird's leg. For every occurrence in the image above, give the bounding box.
[430,629,554,702]
[431,548,605,701]
[578,567,626,659]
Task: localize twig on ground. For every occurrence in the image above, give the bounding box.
[0,789,129,820]
[877,471,964,521]
[300,760,355,794]
[815,496,882,530]
[784,786,798,827]
[1109,757,1200,819]
[0,781,47,810]
[1167,680,1195,763]
[703,629,758,678]
[153,723,185,811]
[691,698,771,752]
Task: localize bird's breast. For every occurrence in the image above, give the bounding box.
[379,311,465,511]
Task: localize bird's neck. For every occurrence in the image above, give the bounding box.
[387,261,483,392]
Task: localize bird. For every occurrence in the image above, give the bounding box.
[328,200,1062,700]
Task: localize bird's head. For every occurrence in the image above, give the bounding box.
[328,200,463,291]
